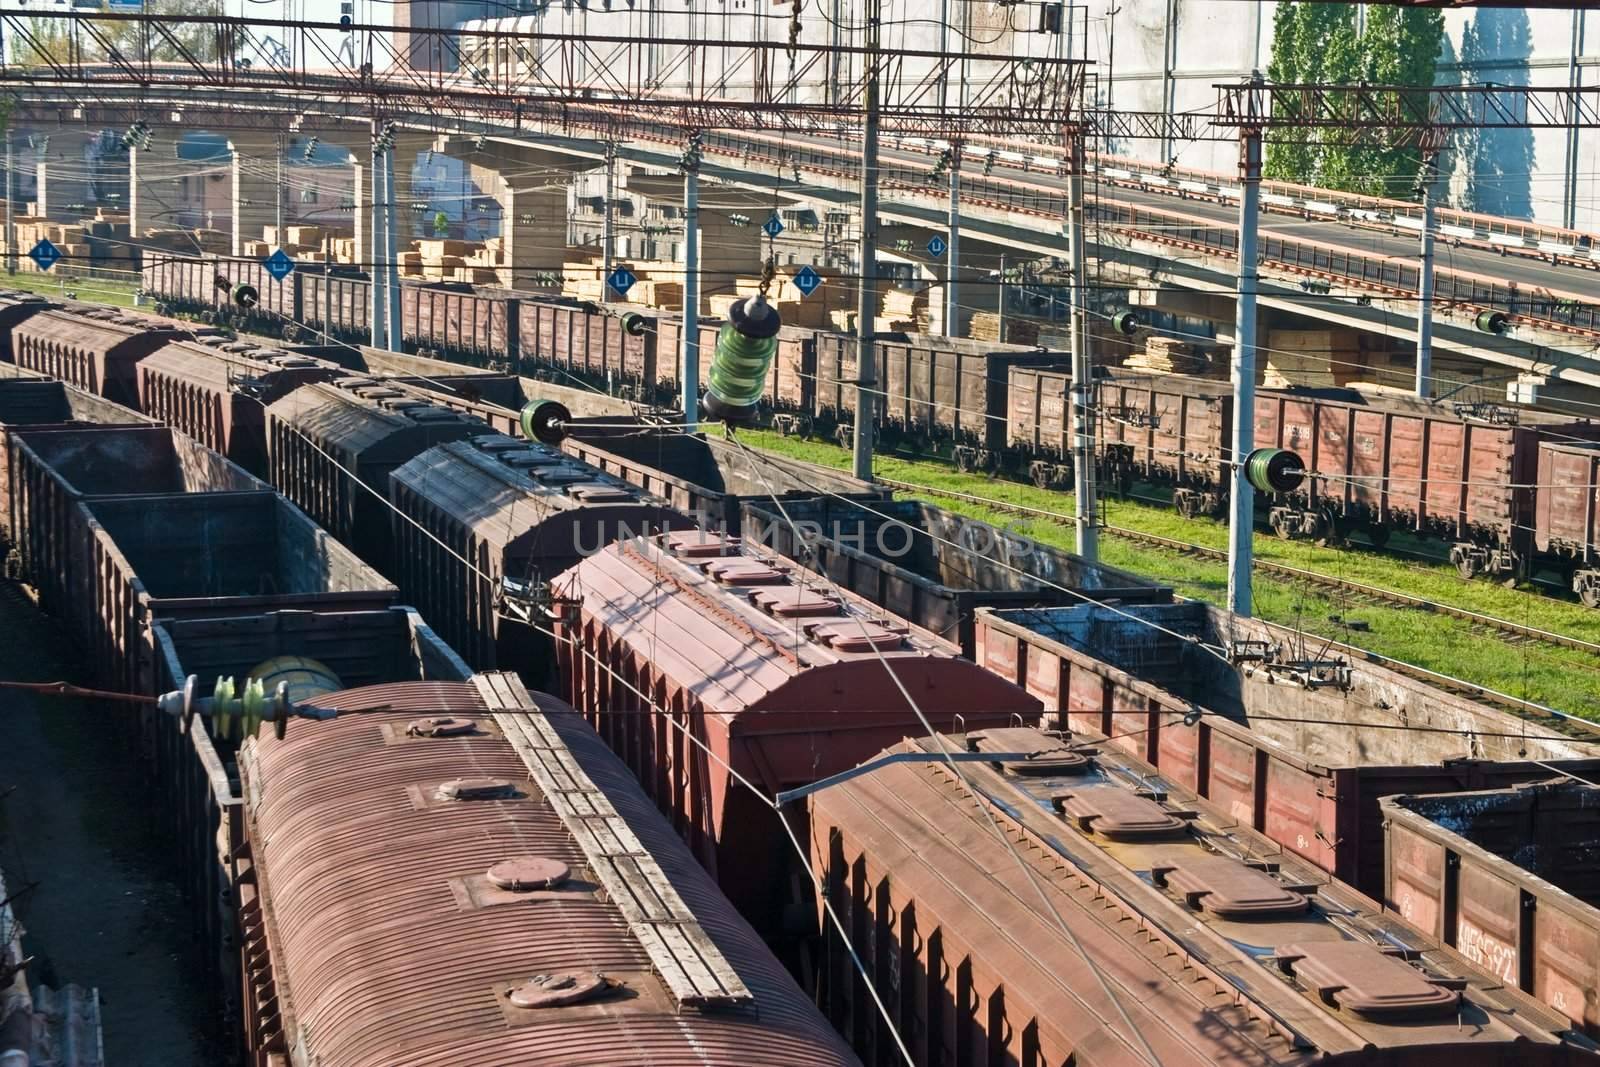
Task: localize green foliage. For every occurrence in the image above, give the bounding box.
[9,0,223,66]
[433,211,450,236]
[1264,3,1445,198]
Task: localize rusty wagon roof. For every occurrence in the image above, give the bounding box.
[390,434,678,551]
[810,728,1595,1067]
[266,379,487,459]
[16,306,214,353]
[239,677,858,1067]
[139,338,339,390]
[553,533,1038,720]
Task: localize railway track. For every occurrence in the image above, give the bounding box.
[874,474,1600,724]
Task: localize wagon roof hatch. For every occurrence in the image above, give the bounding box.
[1053,785,1188,839]
[1151,853,1311,918]
[1274,940,1461,1020]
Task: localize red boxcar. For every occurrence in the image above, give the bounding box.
[1536,439,1600,606]
[13,307,211,407]
[517,297,657,390]
[400,283,520,364]
[552,531,1040,931]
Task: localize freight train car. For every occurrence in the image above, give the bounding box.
[0,291,58,360]
[974,601,1600,896]
[6,425,263,618]
[811,724,1598,1066]
[1535,439,1600,606]
[233,673,859,1067]
[551,531,1040,932]
[743,494,1170,654]
[1383,780,1600,1040]
[388,434,688,675]
[265,380,488,575]
[402,282,521,364]
[0,365,154,553]
[150,605,469,1034]
[136,338,345,472]
[561,422,887,535]
[298,268,373,344]
[12,306,214,406]
[518,297,656,389]
[812,333,1059,467]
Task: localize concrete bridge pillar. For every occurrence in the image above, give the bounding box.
[229,138,284,256]
[31,130,98,221]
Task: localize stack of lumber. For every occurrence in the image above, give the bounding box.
[9,218,88,273]
[1262,328,1359,388]
[880,287,928,332]
[1125,335,1207,375]
[969,312,1042,345]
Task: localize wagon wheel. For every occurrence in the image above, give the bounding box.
[954,449,975,473]
[1175,494,1198,521]
[1031,463,1052,490]
[1580,582,1600,610]
[1455,555,1479,581]
[1270,513,1294,540]
[1364,525,1390,549]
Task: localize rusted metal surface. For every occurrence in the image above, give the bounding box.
[1536,441,1600,571]
[552,533,1039,929]
[402,283,520,364]
[388,434,688,674]
[137,339,344,473]
[1383,780,1600,1037]
[79,491,394,700]
[149,607,470,1042]
[975,602,1600,897]
[0,290,58,361]
[562,423,887,534]
[519,298,656,390]
[742,495,1170,654]
[237,676,858,1067]
[813,333,1058,453]
[265,381,488,575]
[297,270,373,342]
[809,725,1596,1066]
[13,307,215,407]
[1,366,150,552]
[7,425,263,616]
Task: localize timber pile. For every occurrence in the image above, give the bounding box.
[1263,328,1362,388]
[970,312,1039,345]
[1125,335,1207,375]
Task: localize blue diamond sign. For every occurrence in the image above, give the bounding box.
[263,248,296,282]
[28,238,60,272]
[762,215,785,239]
[607,266,637,298]
[926,234,948,258]
[792,265,822,298]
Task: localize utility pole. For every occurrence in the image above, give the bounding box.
[1227,112,1264,618]
[601,141,616,304]
[1564,9,1585,232]
[384,140,401,351]
[681,137,701,431]
[369,121,386,350]
[1415,149,1440,398]
[996,253,1006,343]
[946,145,961,339]
[1067,133,1096,561]
[5,129,14,276]
[274,135,284,249]
[939,0,959,339]
[852,0,881,482]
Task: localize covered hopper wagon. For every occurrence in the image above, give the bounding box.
[388,433,688,676]
[552,531,1040,934]
[234,674,859,1067]
[811,724,1599,1066]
